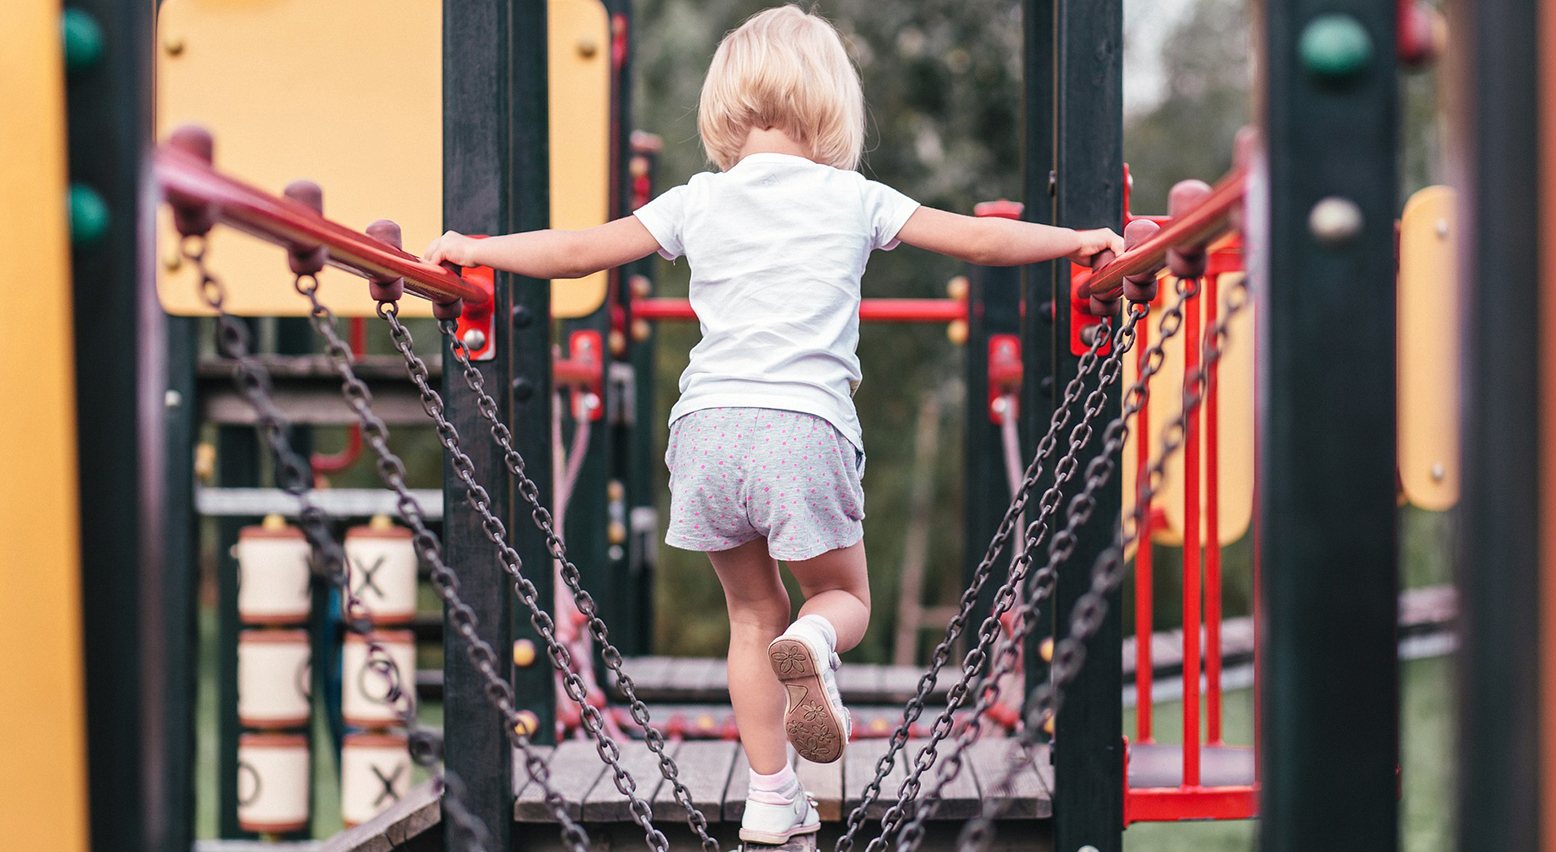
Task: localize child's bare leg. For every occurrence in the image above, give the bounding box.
[787,540,871,652]
[708,537,791,775]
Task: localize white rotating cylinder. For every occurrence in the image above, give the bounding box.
[238,629,312,729]
[237,518,312,625]
[341,731,411,826]
[344,519,417,625]
[237,732,310,834]
[341,629,416,728]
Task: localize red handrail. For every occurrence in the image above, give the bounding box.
[632,297,965,323]
[155,139,490,309]
[1077,165,1247,302]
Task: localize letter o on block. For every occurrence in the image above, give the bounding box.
[342,731,411,826]
[341,630,417,728]
[344,521,418,624]
[238,629,312,729]
[237,733,311,834]
[237,522,312,625]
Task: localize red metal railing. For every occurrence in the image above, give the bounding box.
[155,127,489,310]
[630,297,965,324]
[1122,166,1257,825]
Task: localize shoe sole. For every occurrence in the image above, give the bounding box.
[768,637,847,764]
[739,821,820,846]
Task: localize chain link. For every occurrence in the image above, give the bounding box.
[285,272,593,852]
[833,327,1107,852]
[952,274,1251,852]
[371,306,676,852]
[442,325,725,852]
[881,304,1149,852]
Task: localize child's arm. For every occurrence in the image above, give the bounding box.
[893,206,1124,267]
[423,216,662,279]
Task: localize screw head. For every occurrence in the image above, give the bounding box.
[1308,196,1364,247]
[512,639,537,667]
[1431,462,1446,482]
[164,389,183,409]
[511,377,535,402]
[1436,219,1449,239]
[1299,14,1373,82]
[461,328,487,351]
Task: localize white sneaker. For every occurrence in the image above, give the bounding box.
[740,786,820,845]
[768,626,851,764]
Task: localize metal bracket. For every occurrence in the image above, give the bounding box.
[453,263,496,361]
[987,334,1023,422]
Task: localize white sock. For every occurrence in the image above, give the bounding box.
[748,763,800,805]
[790,614,838,654]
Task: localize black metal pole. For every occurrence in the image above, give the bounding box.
[63,1,156,850]
[1451,0,1541,847]
[1020,0,1059,713]
[1048,0,1125,849]
[441,0,549,845]
[1257,1,1399,849]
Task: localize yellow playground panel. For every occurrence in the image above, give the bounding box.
[1397,185,1460,511]
[1123,264,1257,548]
[0,2,90,849]
[155,0,610,319]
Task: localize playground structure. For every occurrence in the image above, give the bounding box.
[9,1,1547,852]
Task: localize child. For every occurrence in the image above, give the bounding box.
[425,5,1121,843]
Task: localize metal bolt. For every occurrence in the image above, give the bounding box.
[1079,846,1101,852]
[163,33,186,56]
[511,305,534,328]
[163,247,183,271]
[1431,462,1445,482]
[1436,219,1449,239]
[1079,324,1104,346]
[577,37,598,57]
[512,639,537,667]
[991,397,1010,416]
[511,377,535,402]
[1308,196,1364,247]
[514,711,540,737]
[68,183,110,246]
[608,545,625,561]
[164,389,183,409]
[62,9,105,72]
[461,328,487,351]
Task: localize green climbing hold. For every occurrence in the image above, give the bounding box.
[69,184,110,246]
[1299,14,1373,81]
[61,8,104,73]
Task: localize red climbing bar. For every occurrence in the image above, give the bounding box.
[1183,277,1203,789]
[155,143,490,309]
[1135,317,1155,744]
[1205,273,1224,745]
[632,297,965,323]
[1077,165,1246,302]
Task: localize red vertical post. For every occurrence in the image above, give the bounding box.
[1135,317,1154,743]
[1182,277,1203,788]
[1205,273,1224,745]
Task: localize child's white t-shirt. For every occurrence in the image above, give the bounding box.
[633,152,920,452]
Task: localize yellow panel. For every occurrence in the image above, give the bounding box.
[547,0,611,318]
[0,2,90,850]
[1397,185,1460,510]
[155,0,441,317]
[1123,271,1256,547]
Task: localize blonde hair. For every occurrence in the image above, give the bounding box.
[697,5,865,171]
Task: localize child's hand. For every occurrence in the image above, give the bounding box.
[1068,228,1126,265]
[423,230,480,268]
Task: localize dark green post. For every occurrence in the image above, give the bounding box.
[1450,0,1540,848]
[624,134,663,654]
[441,0,550,846]
[61,1,167,850]
[1047,0,1125,850]
[1020,0,1059,709]
[1258,1,1399,849]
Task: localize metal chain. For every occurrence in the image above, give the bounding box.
[954,273,1250,852]
[442,324,724,852]
[287,273,593,852]
[186,240,420,732]
[834,328,1108,852]
[373,306,673,852]
[876,305,1147,852]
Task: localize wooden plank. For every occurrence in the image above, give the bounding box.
[651,739,738,823]
[835,662,884,702]
[581,739,676,822]
[737,833,818,852]
[317,779,439,852]
[906,739,982,819]
[794,752,843,823]
[843,737,911,819]
[511,745,555,818]
[697,656,731,694]
[722,744,753,821]
[965,739,1052,819]
[514,740,605,822]
[878,663,937,704]
[614,655,676,698]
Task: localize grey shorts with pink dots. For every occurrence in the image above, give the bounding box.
[664,407,865,561]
